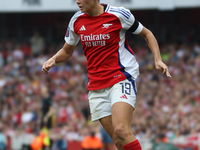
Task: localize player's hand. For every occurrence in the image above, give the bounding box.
[155,60,171,78]
[42,57,56,74]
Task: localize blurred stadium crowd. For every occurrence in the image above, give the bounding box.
[0,11,200,150]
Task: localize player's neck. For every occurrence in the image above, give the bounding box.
[86,4,104,16]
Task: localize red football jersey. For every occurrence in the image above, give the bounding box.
[65,4,143,90]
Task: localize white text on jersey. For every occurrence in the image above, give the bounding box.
[80,34,110,41]
[80,34,110,47]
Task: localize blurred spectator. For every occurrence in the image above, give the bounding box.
[40,86,55,129]
[0,129,7,150]
[21,42,31,58]
[0,69,6,88]
[10,125,34,150]
[30,31,45,57]
[0,51,4,67]
[30,128,50,150]
[173,132,200,150]
[100,126,115,150]
[52,134,68,150]
[21,107,34,124]
[151,133,178,150]
[81,131,102,150]
[30,131,43,150]
[12,44,24,60]
[41,127,51,150]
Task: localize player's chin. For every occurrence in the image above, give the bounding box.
[79,7,86,12]
[80,9,86,13]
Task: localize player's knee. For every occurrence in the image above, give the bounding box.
[113,124,131,140]
[112,135,122,148]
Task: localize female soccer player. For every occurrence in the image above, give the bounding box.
[42,0,171,149]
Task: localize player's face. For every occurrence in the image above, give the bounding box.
[76,0,96,13]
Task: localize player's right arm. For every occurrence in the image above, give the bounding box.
[42,11,82,74]
[42,43,76,74]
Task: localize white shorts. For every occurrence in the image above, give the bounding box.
[88,79,137,122]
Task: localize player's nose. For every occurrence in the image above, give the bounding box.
[76,0,80,4]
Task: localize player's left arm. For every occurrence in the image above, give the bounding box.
[117,7,171,77]
[138,27,171,77]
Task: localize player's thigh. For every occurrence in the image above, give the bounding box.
[110,79,137,127]
[99,116,114,138]
[112,102,134,128]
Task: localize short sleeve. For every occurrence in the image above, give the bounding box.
[109,6,143,34]
[121,8,143,34]
[64,17,80,45]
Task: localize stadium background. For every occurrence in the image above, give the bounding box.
[0,0,200,150]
